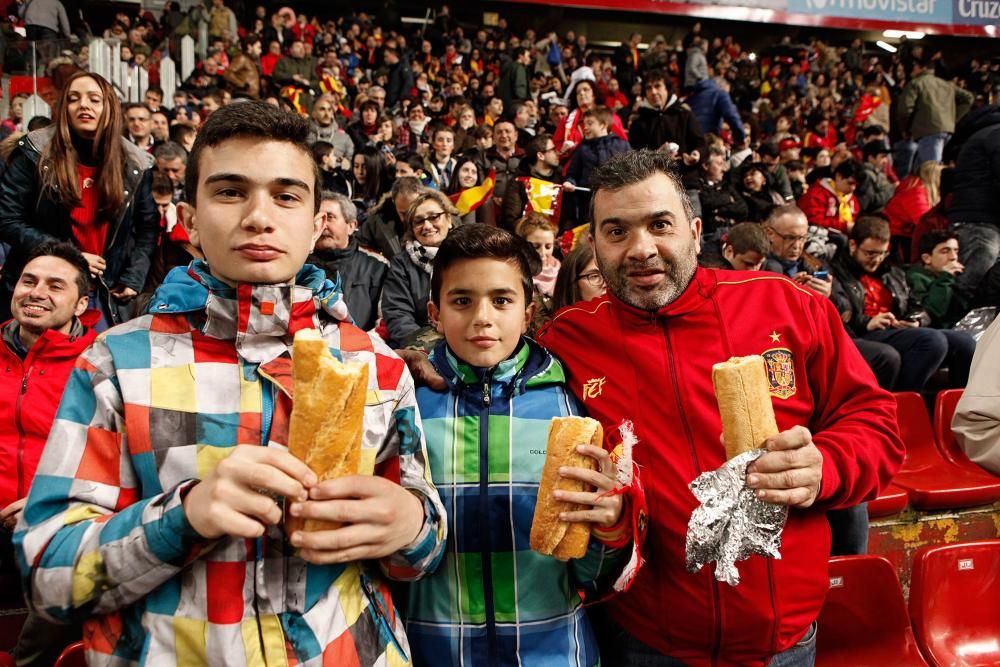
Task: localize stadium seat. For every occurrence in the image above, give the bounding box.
[910,540,1000,667]
[0,652,14,667]
[890,392,1000,510]
[816,555,928,666]
[54,642,86,667]
[867,482,909,518]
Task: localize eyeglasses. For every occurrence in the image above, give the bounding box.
[859,248,890,259]
[770,231,808,244]
[412,210,447,227]
[577,271,605,288]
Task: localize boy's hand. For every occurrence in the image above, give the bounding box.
[183,446,316,540]
[553,445,623,528]
[288,476,425,564]
[562,181,577,192]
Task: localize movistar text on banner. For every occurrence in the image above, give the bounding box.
[787,0,951,23]
[953,0,1000,23]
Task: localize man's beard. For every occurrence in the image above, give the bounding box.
[596,244,698,311]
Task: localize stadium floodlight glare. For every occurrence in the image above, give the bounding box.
[876,40,898,53]
[883,29,926,39]
[748,52,757,62]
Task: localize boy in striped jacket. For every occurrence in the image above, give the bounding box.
[14,102,446,666]
[404,224,644,666]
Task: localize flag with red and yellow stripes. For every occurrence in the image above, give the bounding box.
[449,169,496,216]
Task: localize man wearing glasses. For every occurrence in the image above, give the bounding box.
[500,134,564,231]
[831,216,975,392]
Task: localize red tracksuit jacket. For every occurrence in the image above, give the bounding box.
[536,268,903,667]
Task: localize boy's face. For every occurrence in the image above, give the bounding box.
[432,131,454,159]
[724,247,766,271]
[526,229,555,264]
[179,138,322,286]
[428,258,534,368]
[582,116,608,139]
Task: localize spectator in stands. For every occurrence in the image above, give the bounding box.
[273,39,319,92]
[802,111,838,152]
[554,78,628,162]
[350,146,388,222]
[347,100,381,152]
[15,101,445,666]
[757,141,794,201]
[306,94,353,163]
[307,192,388,331]
[384,47,414,108]
[720,222,768,270]
[124,102,155,153]
[498,46,531,110]
[737,161,783,222]
[0,94,27,140]
[949,104,1000,307]
[697,147,747,240]
[628,70,704,174]
[533,149,903,667]
[798,158,861,235]
[686,75,746,147]
[501,134,563,232]
[149,110,170,144]
[832,216,974,390]
[424,125,457,190]
[895,56,974,177]
[485,120,523,210]
[953,316,1000,475]
[563,106,630,224]
[856,140,895,214]
[551,243,604,312]
[154,141,187,203]
[356,176,423,261]
[207,0,237,42]
[883,160,941,255]
[1,242,94,667]
[0,72,159,329]
[515,212,560,299]
[312,141,351,197]
[382,189,458,347]
[224,34,263,99]
[445,156,493,225]
[19,0,71,60]
[906,230,968,329]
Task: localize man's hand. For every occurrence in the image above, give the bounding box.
[81,252,106,278]
[866,312,896,331]
[942,260,965,275]
[183,445,316,540]
[554,444,623,528]
[288,476,425,564]
[804,275,832,297]
[682,150,700,166]
[0,498,26,531]
[745,426,824,508]
[396,348,447,390]
[892,318,919,329]
[562,181,577,192]
[110,286,138,301]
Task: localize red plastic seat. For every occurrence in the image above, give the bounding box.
[0,652,14,667]
[816,555,928,666]
[54,641,86,667]
[910,540,1000,667]
[867,482,909,518]
[890,392,1000,510]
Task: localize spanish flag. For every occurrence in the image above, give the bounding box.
[518,176,563,222]
[320,74,345,97]
[560,223,590,255]
[279,86,307,116]
[449,169,496,216]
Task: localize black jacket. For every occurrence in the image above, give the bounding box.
[381,248,431,348]
[355,196,405,261]
[307,238,389,331]
[696,178,747,234]
[950,105,1000,226]
[628,97,706,156]
[0,127,158,324]
[831,250,930,336]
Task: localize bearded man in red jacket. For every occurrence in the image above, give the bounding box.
[535,149,903,667]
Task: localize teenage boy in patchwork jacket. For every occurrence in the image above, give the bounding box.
[14,102,446,666]
[404,224,645,666]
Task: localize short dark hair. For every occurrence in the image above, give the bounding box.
[833,159,863,181]
[725,222,769,255]
[552,244,596,311]
[23,241,90,299]
[185,101,320,212]
[311,140,334,163]
[526,133,552,166]
[430,224,534,305]
[582,106,613,128]
[850,216,891,244]
[589,149,694,228]
[643,69,670,90]
[919,229,958,258]
[152,171,173,197]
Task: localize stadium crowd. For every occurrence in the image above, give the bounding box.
[0,1,999,666]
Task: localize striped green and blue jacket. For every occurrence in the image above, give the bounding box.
[405,339,626,667]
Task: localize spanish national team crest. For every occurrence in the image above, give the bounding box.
[762,348,796,400]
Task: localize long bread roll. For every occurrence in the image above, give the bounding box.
[712,355,779,460]
[286,328,369,534]
[530,416,603,561]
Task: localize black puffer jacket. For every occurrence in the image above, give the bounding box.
[0,127,159,324]
[949,105,1000,226]
[628,97,706,157]
[307,237,389,331]
[831,249,931,336]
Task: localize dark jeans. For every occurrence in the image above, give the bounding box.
[827,504,869,555]
[852,338,901,390]
[599,620,817,667]
[863,327,949,391]
[953,223,1000,306]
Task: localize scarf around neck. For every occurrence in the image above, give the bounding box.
[406,240,438,275]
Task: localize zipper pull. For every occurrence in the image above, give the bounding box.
[482,380,491,406]
[21,375,28,394]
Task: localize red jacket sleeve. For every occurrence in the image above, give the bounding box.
[805,295,904,508]
[797,183,830,229]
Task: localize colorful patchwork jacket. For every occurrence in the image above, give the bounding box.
[14,261,447,667]
[404,338,641,667]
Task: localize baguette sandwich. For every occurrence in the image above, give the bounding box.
[286,328,369,534]
[712,355,779,460]
[530,416,603,561]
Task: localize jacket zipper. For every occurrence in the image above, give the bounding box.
[478,371,498,662]
[14,367,30,499]
[360,571,409,660]
[662,322,722,665]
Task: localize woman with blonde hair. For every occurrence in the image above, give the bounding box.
[381,189,461,347]
[883,160,943,258]
[0,71,159,328]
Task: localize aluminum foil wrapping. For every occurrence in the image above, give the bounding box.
[685,449,788,586]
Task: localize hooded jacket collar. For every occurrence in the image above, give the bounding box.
[146,260,349,365]
[2,309,99,361]
[637,94,679,113]
[429,337,565,398]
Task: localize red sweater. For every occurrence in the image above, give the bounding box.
[70,164,107,257]
[537,268,903,666]
[0,312,99,508]
[797,178,859,234]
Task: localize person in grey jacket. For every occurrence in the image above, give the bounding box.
[953,315,1000,475]
[18,0,70,42]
